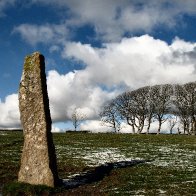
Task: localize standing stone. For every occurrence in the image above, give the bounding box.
[18,52,59,187]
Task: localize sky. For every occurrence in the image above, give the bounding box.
[0,0,196,132]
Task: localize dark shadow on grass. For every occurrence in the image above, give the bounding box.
[62,160,150,189]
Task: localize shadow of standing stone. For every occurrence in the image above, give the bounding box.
[18,52,59,187]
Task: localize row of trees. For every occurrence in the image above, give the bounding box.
[100,82,196,134]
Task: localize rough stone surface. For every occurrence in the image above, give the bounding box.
[18,52,58,187]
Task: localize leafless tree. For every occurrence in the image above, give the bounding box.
[153,84,173,134]
[129,87,149,133]
[173,82,196,134]
[112,87,150,134]
[184,82,196,135]
[103,81,195,135]
[145,86,156,134]
[173,84,190,134]
[168,115,178,134]
[71,108,86,131]
[100,100,122,132]
[114,92,137,133]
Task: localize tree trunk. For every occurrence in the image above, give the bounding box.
[127,118,135,134]
[132,125,135,134]
[157,119,162,135]
[146,115,152,134]
[146,121,151,134]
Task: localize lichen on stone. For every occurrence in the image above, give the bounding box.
[24,55,34,72]
[23,52,41,72]
[18,52,59,187]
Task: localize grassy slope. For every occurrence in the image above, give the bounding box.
[1,131,196,195]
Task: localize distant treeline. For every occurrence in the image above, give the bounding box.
[66,130,91,133]
[100,81,196,134]
[0,129,22,132]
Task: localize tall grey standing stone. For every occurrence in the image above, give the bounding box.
[18,52,59,187]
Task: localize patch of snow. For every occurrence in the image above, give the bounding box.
[159,189,167,194]
[0,132,8,135]
[81,148,134,166]
[55,142,196,172]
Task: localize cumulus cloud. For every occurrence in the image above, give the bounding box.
[26,0,196,41]
[47,70,119,122]
[1,35,196,131]
[63,35,196,89]
[0,71,118,129]
[47,35,196,130]
[0,94,20,128]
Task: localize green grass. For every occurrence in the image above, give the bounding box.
[2,182,53,196]
[1,131,196,195]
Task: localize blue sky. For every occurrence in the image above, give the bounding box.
[0,0,196,131]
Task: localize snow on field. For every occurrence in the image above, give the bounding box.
[81,148,134,166]
[0,132,8,135]
[56,145,136,166]
[151,145,196,171]
[56,143,196,171]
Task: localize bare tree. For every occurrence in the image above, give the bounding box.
[184,82,196,135]
[168,115,178,134]
[173,84,190,134]
[173,82,196,134]
[150,84,173,134]
[114,92,137,133]
[105,81,195,135]
[100,100,121,132]
[146,86,156,134]
[71,108,86,131]
[113,87,150,134]
[129,87,149,134]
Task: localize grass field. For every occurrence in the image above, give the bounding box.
[1,131,196,195]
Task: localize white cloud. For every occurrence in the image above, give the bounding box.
[1,35,196,131]
[63,35,196,89]
[51,125,62,133]
[49,45,60,53]
[47,35,196,130]
[0,94,20,128]
[80,120,112,133]
[0,70,118,129]
[47,70,119,122]
[26,0,196,41]
[170,37,196,52]
[13,23,69,46]
[0,0,16,17]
